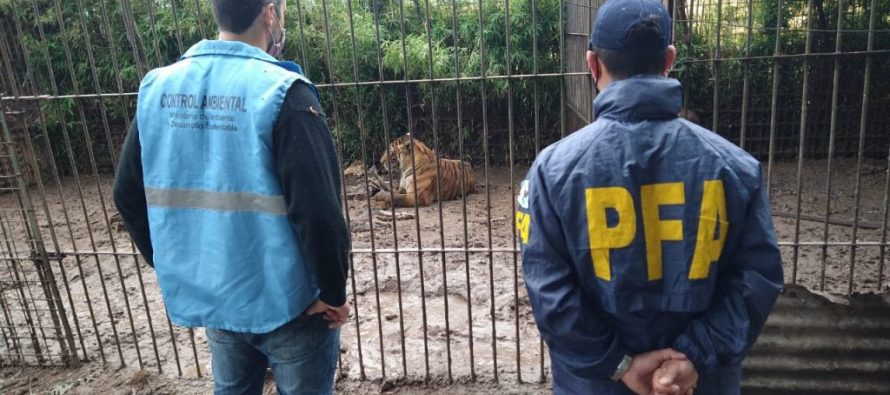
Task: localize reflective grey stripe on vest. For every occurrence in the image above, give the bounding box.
[145,188,287,216]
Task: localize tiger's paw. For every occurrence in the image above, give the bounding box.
[373,192,393,209]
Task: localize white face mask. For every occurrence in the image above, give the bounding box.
[267,13,286,58]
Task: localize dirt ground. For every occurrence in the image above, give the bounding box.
[0,364,550,394]
[0,159,888,392]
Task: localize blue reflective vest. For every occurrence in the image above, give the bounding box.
[517,76,783,393]
[136,40,319,333]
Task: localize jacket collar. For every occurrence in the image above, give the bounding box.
[593,75,682,121]
[182,39,279,63]
[181,39,310,77]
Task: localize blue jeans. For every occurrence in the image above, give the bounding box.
[206,314,340,395]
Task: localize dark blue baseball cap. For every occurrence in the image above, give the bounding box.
[589,0,672,53]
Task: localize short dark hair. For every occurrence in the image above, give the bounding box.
[211,0,280,34]
[589,19,668,80]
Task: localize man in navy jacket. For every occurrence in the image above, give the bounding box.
[517,1,784,394]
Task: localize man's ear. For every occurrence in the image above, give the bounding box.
[265,3,278,27]
[663,45,677,76]
[587,50,599,82]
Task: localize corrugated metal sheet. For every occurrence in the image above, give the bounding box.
[742,285,890,394]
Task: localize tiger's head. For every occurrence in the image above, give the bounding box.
[379,134,433,174]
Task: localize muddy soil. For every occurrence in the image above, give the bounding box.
[0,364,549,394]
[0,159,887,389]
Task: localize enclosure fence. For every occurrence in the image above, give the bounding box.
[0,0,888,388]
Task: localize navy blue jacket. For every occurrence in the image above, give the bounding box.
[517,76,783,393]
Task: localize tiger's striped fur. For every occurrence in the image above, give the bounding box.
[374,134,476,208]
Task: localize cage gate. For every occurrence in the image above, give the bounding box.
[0,102,77,367]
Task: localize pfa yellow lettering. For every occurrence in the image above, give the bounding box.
[641,183,685,281]
[585,187,636,281]
[516,211,531,245]
[689,180,729,279]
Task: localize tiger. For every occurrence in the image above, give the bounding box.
[373,134,476,209]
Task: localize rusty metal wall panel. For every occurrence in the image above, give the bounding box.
[565,0,598,124]
[743,284,890,394]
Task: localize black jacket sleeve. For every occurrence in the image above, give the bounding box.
[113,121,154,267]
[273,82,350,307]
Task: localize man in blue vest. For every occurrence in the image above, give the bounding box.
[113,0,350,393]
[516,0,784,394]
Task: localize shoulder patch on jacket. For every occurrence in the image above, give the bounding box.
[518,180,530,210]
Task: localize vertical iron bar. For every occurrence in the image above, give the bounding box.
[711,0,722,133]
[319,0,366,380]
[164,309,183,376]
[879,147,889,289]
[192,0,208,39]
[169,0,186,55]
[370,0,408,378]
[791,0,816,285]
[31,258,67,365]
[531,0,540,156]
[54,93,128,367]
[477,0,498,382]
[559,0,566,139]
[528,0,544,382]
[120,260,160,372]
[0,138,69,365]
[118,0,149,78]
[142,0,164,66]
[450,0,475,382]
[0,29,87,363]
[344,239,363,376]
[819,0,845,292]
[188,328,201,377]
[0,207,38,364]
[21,123,80,366]
[0,322,11,362]
[294,0,310,75]
[63,0,113,152]
[1,102,75,364]
[848,0,876,295]
[766,0,784,195]
[101,0,166,370]
[396,0,430,381]
[681,0,692,120]
[505,0,522,383]
[420,0,454,382]
[588,0,596,122]
[0,216,45,365]
[48,0,130,366]
[0,142,25,366]
[10,0,107,365]
[32,1,120,366]
[0,25,15,92]
[344,0,387,380]
[19,186,76,365]
[0,314,13,360]
[71,0,146,369]
[739,0,753,150]
[671,0,678,48]
[0,282,24,363]
[0,265,27,364]
[98,0,134,153]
